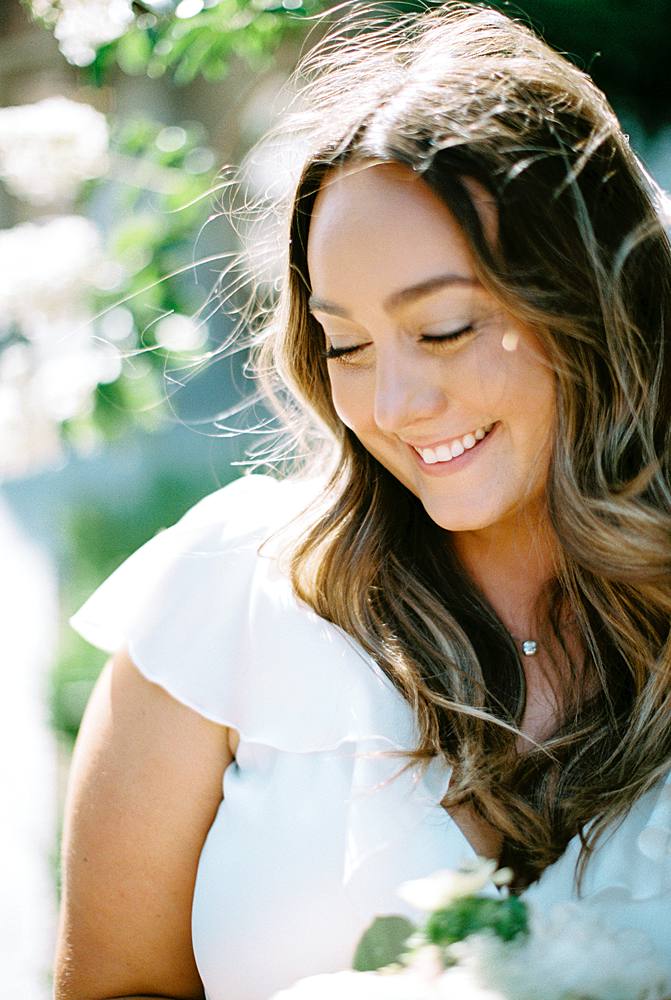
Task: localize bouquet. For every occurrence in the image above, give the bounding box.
[269,860,670,1000]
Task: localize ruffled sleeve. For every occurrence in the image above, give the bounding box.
[69,472,420,752]
[69,474,304,727]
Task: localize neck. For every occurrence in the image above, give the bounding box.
[450,503,585,744]
[451,502,558,637]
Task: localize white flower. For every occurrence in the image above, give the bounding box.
[269,969,411,1000]
[0,97,109,206]
[53,0,134,66]
[268,967,485,1000]
[404,945,444,983]
[27,0,58,22]
[0,354,62,481]
[0,216,102,341]
[269,967,508,1000]
[0,216,122,477]
[448,902,670,1000]
[434,968,507,999]
[33,341,121,422]
[0,345,64,480]
[398,859,511,911]
[0,333,121,480]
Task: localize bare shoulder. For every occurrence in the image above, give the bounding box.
[54,647,233,1000]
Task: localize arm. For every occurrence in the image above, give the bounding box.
[53,647,234,1000]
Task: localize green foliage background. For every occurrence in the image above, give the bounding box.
[51,468,233,744]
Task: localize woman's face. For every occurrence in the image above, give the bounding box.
[306,161,555,533]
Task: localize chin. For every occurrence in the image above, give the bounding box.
[420,499,503,533]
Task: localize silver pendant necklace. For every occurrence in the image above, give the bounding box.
[509,634,539,656]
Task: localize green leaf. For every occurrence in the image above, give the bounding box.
[87,42,119,87]
[116,28,153,75]
[425,895,529,947]
[201,57,230,81]
[352,915,417,972]
[173,33,220,84]
[490,895,528,942]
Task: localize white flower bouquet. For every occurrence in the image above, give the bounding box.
[270,860,671,1000]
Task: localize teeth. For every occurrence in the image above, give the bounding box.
[414,423,494,465]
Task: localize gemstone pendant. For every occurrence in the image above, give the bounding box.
[521,640,538,657]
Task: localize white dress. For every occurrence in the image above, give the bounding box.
[70,474,671,1000]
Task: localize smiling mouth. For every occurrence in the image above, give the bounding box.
[412,422,496,464]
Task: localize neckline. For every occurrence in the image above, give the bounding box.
[433,761,506,881]
[304,599,671,898]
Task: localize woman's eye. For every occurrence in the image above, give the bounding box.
[320,323,475,364]
[420,323,474,345]
[321,343,367,361]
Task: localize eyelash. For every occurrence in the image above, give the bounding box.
[320,324,474,361]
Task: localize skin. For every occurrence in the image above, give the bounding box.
[53,648,232,1000]
[306,160,557,642]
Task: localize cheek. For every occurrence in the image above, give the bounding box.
[482,326,555,422]
[515,345,555,425]
[454,335,512,412]
[508,351,556,461]
[328,372,370,433]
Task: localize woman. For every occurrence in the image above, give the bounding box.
[54,3,671,999]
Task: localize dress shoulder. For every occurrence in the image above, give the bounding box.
[69,472,418,750]
[69,474,322,727]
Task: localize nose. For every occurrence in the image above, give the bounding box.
[373,352,447,435]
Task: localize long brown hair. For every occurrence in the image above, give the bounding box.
[237,1,671,889]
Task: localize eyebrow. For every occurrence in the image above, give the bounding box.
[307,274,478,318]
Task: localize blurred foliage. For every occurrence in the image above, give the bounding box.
[50,465,235,744]
[100,0,322,85]
[23,0,325,86]
[26,0,671,132]
[64,114,222,448]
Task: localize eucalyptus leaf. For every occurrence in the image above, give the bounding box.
[352,915,417,973]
